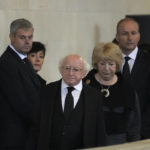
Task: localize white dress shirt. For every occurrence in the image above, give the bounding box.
[61,80,83,111]
[9,45,27,60]
[121,46,138,73]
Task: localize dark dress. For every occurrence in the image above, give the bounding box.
[83,70,141,145]
[37,74,46,87]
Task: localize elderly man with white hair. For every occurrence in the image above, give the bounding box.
[27,54,106,150]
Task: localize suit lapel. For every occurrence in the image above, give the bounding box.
[7,47,41,88]
[130,49,144,81]
[38,81,62,150]
[46,80,62,125]
[23,61,41,88]
[82,84,97,147]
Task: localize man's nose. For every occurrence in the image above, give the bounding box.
[128,33,133,40]
[68,69,74,74]
[25,37,31,43]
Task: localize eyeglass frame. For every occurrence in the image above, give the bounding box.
[62,65,83,73]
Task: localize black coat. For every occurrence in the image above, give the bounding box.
[27,80,106,150]
[0,46,41,149]
[84,72,141,145]
[85,48,150,139]
[37,74,46,87]
[131,49,150,138]
[129,48,150,112]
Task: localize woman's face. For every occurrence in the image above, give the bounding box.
[97,59,117,81]
[27,50,45,72]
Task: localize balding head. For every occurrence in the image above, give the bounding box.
[116,18,140,55]
[59,54,90,86]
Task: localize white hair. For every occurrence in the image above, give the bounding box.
[58,54,91,75]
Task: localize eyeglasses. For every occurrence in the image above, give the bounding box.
[63,66,83,73]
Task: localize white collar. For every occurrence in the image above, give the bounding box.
[122,46,138,61]
[9,45,27,60]
[61,79,83,92]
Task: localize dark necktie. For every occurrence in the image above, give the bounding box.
[64,87,75,120]
[122,56,131,80]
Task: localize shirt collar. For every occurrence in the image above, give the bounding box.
[9,45,27,60]
[61,79,83,92]
[122,46,138,61]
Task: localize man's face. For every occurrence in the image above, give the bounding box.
[60,55,86,86]
[10,28,33,54]
[116,20,140,55]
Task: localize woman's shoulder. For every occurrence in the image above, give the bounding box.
[83,69,97,84]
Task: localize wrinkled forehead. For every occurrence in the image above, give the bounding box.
[63,57,84,68]
[16,27,33,33]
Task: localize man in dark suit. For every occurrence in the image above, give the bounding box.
[115,17,150,139]
[0,18,40,150]
[28,54,106,150]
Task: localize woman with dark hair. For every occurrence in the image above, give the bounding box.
[27,41,46,86]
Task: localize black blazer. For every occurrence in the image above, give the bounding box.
[0,46,41,149]
[28,80,106,150]
[129,48,150,112]
[132,49,150,138]
[37,74,46,87]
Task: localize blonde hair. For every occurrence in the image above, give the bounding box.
[92,42,123,72]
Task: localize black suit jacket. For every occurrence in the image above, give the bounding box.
[131,48,150,138]
[0,46,41,149]
[37,74,46,87]
[129,48,150,112]
[28,80,106,150]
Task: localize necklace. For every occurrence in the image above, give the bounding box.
[95,73,117,98]
[100,85,110,98]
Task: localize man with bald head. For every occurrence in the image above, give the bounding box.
[116,17,150,139]
[28,54,106,150]
[116,18,140,55]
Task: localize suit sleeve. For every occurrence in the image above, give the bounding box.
[0,60,37,120]
[126,92,141,141]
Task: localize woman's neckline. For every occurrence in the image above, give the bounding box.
[95,73,118,86]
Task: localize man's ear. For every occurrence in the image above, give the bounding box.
[115,34,119,42]
[9,33,15,43]
[9,33,13,40]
